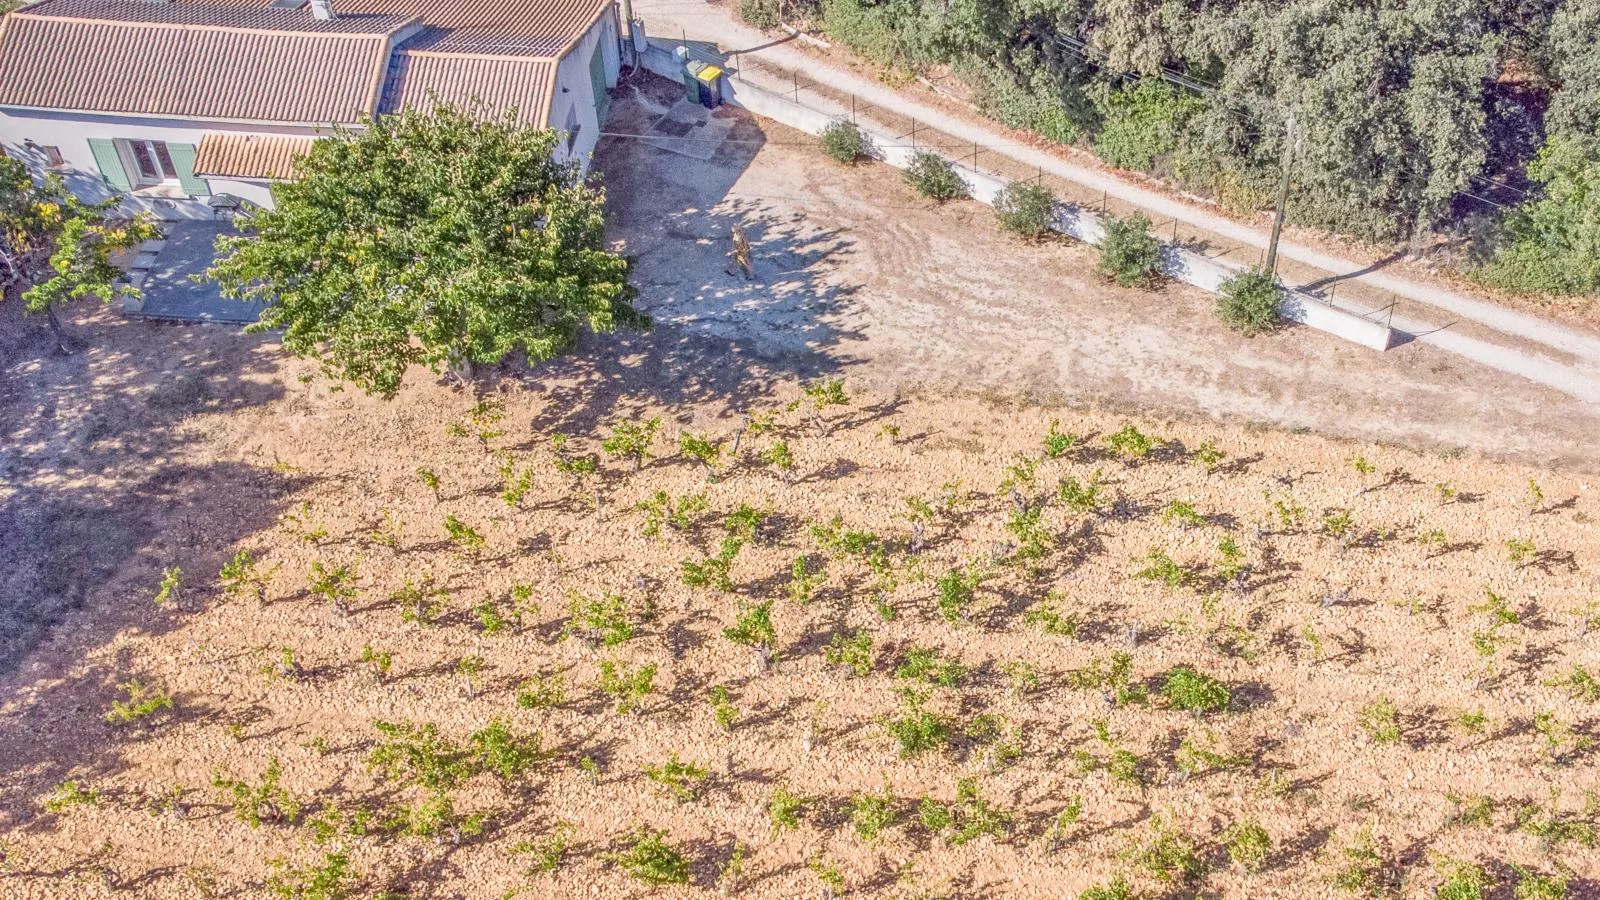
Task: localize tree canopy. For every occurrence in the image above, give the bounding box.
[1476,136,1600,296]
[0,156,160,350]
[208,105,646,396]
[777,0,1599,296]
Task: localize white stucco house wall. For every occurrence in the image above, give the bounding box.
[0,0,622,221]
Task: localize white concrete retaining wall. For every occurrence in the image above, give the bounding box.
[639,41,1393,352]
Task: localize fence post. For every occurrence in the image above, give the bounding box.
[851,94,856,124]
[911,118,917,149]
[971,141,978,172]
[1101,190,1107,213]
[793,71,799,103]
[1172,219,1178,242]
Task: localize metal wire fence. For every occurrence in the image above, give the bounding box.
[715,53,1411,328]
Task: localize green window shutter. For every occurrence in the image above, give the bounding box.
[167,143,209,196]
[87,138,131,191]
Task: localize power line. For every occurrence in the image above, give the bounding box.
[1050,32,1530,213]
[1054,34,1219,97]
[1051,33,1272,143]
[1468,173,1531,198]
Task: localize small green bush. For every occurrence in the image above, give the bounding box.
[769,785,807,832]
[1359,697,1402,744]
[643,754,709,802]
[1435,859,1488,900]
[850,779,897,840]
[820,120,865,164]
[994,181,1057,240]
[1512,866,1568,900]
[920,777,1009,845]
[885,690,949,757]
[1160,665,1231,714]
[1474,136,1600,299]
[613,828,691,885]
[1093,80,1203,173]
[267,850,357,900]
[957,57,1089,146]
[1096,212,1163,288]
[1078,877,1135,900]
[1223,820,1271,872]
[825,631,874,676]
[737,0,779,30]
[903,151,969,203]
[1129,815,1205,883]
[723,600,776,649]
[1215,267,1281,335]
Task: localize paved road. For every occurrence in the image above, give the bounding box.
[628,0,1600,403]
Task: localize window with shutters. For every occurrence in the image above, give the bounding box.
[115,139,178,188]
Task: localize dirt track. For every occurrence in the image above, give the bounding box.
[597,75,1600,473]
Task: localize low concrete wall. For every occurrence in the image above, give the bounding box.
[638,41,1393,352]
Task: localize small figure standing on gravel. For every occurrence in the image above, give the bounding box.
[726,223,754,281]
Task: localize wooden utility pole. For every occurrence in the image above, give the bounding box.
[1264,111,1296,278]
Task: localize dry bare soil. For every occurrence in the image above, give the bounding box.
[593,76,1600,473]
[2,300,1598,899]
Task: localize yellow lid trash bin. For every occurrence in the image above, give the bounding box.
[684,61,724,109]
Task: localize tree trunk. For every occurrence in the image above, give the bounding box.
[447,350,474,385]
[45,305,71,355]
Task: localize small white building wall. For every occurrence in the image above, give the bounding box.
[0,109,326,218]
[549,9,620,173]
[1,8,624,213]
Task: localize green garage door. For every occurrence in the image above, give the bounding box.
[589,45,609,121]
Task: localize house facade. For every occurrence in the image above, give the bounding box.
[0,0,621,220]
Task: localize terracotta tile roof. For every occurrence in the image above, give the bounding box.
[15,0,412,32]
[384,52,558,125]
[0,0,419,124]
[402,29,568,57]
[376,0,614,126]
[328,0,610,51]
[193,132,317,179]
[0,0,613,126]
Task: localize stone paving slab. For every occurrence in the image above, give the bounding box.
[128,221,265,324]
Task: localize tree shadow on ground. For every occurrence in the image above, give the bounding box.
[0,298,298,831]
[516,72,866,440]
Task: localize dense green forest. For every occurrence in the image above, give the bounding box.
[743,0,1599,298]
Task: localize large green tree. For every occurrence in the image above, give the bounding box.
[1541,0,1600,142]
[1477,136,1600,296]
[799,0,1593,293]
[799,0,1543,240]
[208,105,645,397]
[1180,0,1501,240]
[0,156,160,351]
